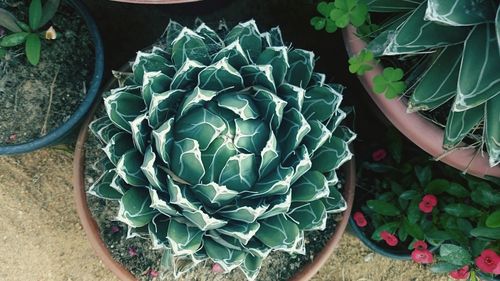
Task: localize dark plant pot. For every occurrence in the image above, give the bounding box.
[478,272,500,281]
[72,63,357,280]
[342,25,500,179]
[0,0,104,156]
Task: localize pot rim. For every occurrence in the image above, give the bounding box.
[342,25,500,179]
[72,76,356,281]
[0,0,105,155]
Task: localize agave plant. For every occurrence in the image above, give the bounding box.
[88,20,354,280]
[357,0,500,167]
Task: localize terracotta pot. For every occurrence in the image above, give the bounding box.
[73,79,357,281]
[110,0,201,4]
[342,25,500,179]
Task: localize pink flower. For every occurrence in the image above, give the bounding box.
[475,249,500,274]
[128,247,137,257]
[111,225,120,233]
[149,269,159,278]
[411,249,433,264]
[212,263,224,273]
[449,265,470,280]
[419,194,438,213]
[372,149,387,162]
[413,240,428,251]
[353,212,367,227]
[380,231,398,247]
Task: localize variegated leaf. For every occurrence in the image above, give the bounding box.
[302,120,332,155]
[256,47,289,85]
[325,108,347,132]
[323,186,347,213]
[241,64,276,93]
[288,201,327,231]
[175,107,226,151]
[171,27,210,69]
[183,209,227,231]
[485,94,500,166]
[240,254,263,281]
[219,201,269,224]
[224,20,262,61]
[148,89,185,129]
[149,187,180,216]
[132,51,175,85]
[167,219,204,255]
[217,92,260,121]
[283,145,312,185]
[443,105,483,150]
[104,91,145,133]
[363,0,424,12]
[171,138,205,185]
[148,215,170,249]
[201,137,238,183]
[245,166,293,198]
[311,136,352,173]
[308,72,326,88]
[260,26,284,48]
[425,0,496,26]
[152,118,175,166]
[254,214,300,251]
[244,239,272,259]
[141,71,172,107]
[285,49,314,87]
[218,222,261,245]
[103,132,134,166]
[212,41,250,69]
[88,169,122,200]
[89,117,119,144]
[278,107,311,158]
[164,20,184,55]
[170,59,205,90]
[252,87,287,130]
[116,150,148,186]
[204,238,246,271]
[333,126,357,144]
[258,130,280,179]
[277,83,305,112]
[117,187,156,227]
[219,153,258,192]
[178,87,218,120]
[141,146,168,191]
[291,170,329,202]
[302,86,342,122]
[130,114,149,154]
[259,191,292,219]
[234,119,270,154]
[191,182,238,209]
[167,175,201,212]
[496,5,500,52]
[199,57,244,91]
[195,22,224,55]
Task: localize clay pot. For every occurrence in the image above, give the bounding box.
[109,0,201,4]
[73,75,357,281]
[342,25,500,179]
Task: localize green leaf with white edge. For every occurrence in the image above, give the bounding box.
[424,0,496,26]
[470,227,500,239]
[90,117,121,144]
[191,182,238,209]
[254,214,300,250]
[291,170,329,202]
[408,45,461,112]
[240,64,276,93]
[117,187,156,228]
[234,119,270,154]
[116,150,148,187]
[301,120,332,156]
[486,210,500,228]
[0,32,29,47]
[288,201,327,231]
[485,94,500,167]
[217,222,261,245]
[132,51,174,85]
[29,0,42,30]
[425,179,449,194]
[278,107,311,159]
[198,57,244,92]
[245,166,293,198]
[88,170,122,200]
[171,27,210,69]
[178,87,217,119]
[260,191,292,219]
[224,20,262,62]
[25,33,41,66]
[285,49,314,88]
[170,59,205,90]
[362,0,423,12]
[332,125,357,144]
[129,114,149,154]
[258,130,280,179]
[104,91,144,132]
[0,8,22,32]
[175,107,226,151]
[455,24,500,111]
[322,186,347,213]
[311,135,352,173]
[302,86,342,122]
[166,175,201,212]
[148,89,185,129]
[261,26,284,48]
[39,0,60,28]
[277,83,305,112]
[429,263,462,273]
[148,215,170,249]
[219,202,269,224]
[240,254,263,281]
[141,71,171,107]
[212,41,249,70]
[216,93,259,121]
[152,118,175,166]
[183,209,227,231]
[167,219,204,256]
[444,204,482,218]
[372,67,406,99]
[201,137,238,183]
[252,87,287,131]
[141,146,168,191]
[439,244,472,266]
[283,145,312,185]
[204,238,246,271]
[380,2,469,55]
[326,108,347,132]
[256,47,289,85]
[245,239,272,259]
[195,22,224,55]
[170,138,205,185]
[367,200,401,216]
[308,72,326,88]
[443,105,483,150]
[219,153,258,192]
[496,6,500,52]
[148,188,179,216]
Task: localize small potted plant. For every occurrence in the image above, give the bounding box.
[73,19,356,281]
[311,0,500,178]
[350,128,500,281]
[0,0,104,155]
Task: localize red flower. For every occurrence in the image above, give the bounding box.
[475,249,500,274]
[411,249,433,264]
[353,212,367,227]
[380,231,398,247]
[372,149,387,161]
[413,240,428,251]
[212,263,224,273]
[419,194,438,213]
[449,265,470,280]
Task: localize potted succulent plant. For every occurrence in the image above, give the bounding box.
[73,20,356,281]
[0,0,104,155]
[311,0,500,178]
[350,127,500,281]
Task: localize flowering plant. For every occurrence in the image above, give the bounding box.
[353,129,500,280]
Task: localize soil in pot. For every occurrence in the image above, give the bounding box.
[82,107,349,281]
[0,1,94,145]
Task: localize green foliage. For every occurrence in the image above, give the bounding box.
[348,49,376,75]
[0,0,60,66]
[372,67,406,99]
[89,20,355,280]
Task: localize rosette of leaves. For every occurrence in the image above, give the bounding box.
[88,20,354,280]
[353,0,500,167]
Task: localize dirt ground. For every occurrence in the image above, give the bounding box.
[0,148,448,281]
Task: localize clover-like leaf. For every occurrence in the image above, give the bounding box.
[348,49,375,75]
[330,0,368,28]
[372,67,406,99]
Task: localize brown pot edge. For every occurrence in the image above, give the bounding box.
[342,25,500,179]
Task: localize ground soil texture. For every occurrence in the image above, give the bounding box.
[0,148,447,281]
[0,1,93,145]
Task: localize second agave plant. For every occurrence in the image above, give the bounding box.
[88,19,355,280]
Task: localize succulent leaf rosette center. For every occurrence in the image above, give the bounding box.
[89,20,355,280]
